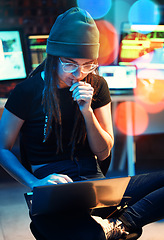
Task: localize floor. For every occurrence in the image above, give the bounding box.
[0,171,164,240]
[0,181,33,240]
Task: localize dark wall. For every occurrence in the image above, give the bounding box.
[0,0,77,34]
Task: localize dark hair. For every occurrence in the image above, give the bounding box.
[30,54,100,159]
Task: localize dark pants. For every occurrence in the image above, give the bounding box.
[30,211,106,240]
[119,171,164,231]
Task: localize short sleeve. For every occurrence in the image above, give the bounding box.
[91,76,111,109]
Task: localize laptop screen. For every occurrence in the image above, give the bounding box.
[99,65,137,95]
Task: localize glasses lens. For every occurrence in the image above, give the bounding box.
[63,63,78,73]
[60,58,98,73]
[82,64,98,73]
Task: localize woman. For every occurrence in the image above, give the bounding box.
[0,7,164,240]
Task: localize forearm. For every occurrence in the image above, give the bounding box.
[0,148,38,190]
[83,108,114,160]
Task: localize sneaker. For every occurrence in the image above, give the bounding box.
[92,216,129,239]
[119,228,142,240]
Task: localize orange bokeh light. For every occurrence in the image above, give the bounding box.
[135,100,164,114]
[134,78,164,113]
[114,101,149,136]
[95,20,119,65]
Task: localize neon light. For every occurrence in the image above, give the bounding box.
[28,35,49,39]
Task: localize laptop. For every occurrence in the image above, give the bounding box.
[98,65,137,96]
[25,177,130,216]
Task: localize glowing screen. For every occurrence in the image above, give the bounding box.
[119,23,164,70]
[0,30,27,81]
[99,65,137,95]
[28,35,48,70]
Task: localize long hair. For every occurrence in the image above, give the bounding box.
[40,54,100,159]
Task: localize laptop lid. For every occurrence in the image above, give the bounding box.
[25,177,130,216]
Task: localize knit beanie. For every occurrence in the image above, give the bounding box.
[46,7,100,59]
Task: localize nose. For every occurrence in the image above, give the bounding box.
[72,67,83,79]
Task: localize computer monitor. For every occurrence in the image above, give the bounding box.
[118,23,164,70]
[27,34,48,70]
[99,65,137,95]
[0,28,30,97]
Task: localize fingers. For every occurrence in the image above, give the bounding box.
[69,81,87,91]
[69,81,94,102]
[59,174,73,183]
[73,90,93,102]
[47,180,57,185]
[32,174,73,189]
[75,94,93,104]
[47,174,73,185]
[69,81,93,92]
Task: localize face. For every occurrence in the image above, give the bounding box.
[57,57,96,88]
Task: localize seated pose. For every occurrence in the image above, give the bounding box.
[0,7,164,240]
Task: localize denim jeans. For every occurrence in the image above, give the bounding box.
[119,170,164,231]
[33,159,105,181]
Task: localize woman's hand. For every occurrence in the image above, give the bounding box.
[69,81,94,114]
[33,173,73,188]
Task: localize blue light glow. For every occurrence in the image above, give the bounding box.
[129,0,161,29]
[77,0,112,19]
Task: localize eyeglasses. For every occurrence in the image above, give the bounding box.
[59,58,98,74]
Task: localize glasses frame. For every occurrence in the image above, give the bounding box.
[59,58,98,73]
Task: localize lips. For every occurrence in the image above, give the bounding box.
[69,79,77,85]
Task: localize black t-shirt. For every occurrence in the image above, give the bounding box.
[5,72,111,169]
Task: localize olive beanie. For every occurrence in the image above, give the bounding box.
[46,7,100,59]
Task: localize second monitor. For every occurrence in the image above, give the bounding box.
[27,34,48,70]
